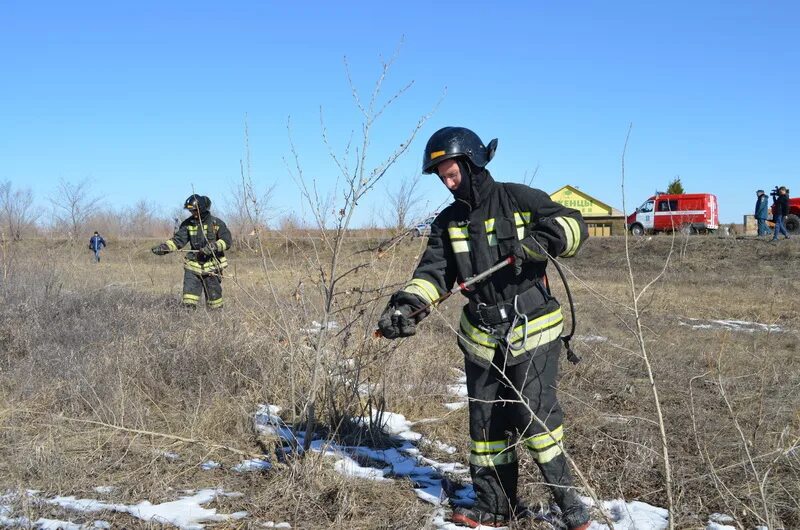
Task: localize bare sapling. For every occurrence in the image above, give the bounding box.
[283,44,435,451]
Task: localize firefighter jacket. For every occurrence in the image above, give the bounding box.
[401,169,588,367]
[164,212,233,275]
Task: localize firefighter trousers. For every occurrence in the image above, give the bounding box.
[463,339,582,518]
[182,269,223,309]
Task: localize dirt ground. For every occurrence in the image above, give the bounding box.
[0,233,798,528]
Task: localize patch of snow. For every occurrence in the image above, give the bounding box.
[261,523,292,528]
[582,497,669,530]
[708,513,735,524]
[420,439,458,455]
[40,488,247,529]
[258,404,472,510]
[447,384,468,398]
[302,320,339,333]
[36,518,84,529]
[232,459,271,472]
[92,486,114,495]
[254,404,299,445]
[333,455,391,481]
[706,521,737,530]
[160,451,180,461]
[679,317,784,333]
[200,460,220,470]
[373,411,415,436]
[48,496,127,513]
[357,382,376,396]
[576,334,608,343]
[444,373,468,411]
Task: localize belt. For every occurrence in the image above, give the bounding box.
[468,283,549,327]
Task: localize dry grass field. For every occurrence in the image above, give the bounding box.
[0,233,798,529]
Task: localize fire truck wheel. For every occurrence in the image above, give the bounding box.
[785,214,800,234]
[630,224,644,237]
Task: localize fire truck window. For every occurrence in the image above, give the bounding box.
[640,201,654,213]
[658,200,678,211]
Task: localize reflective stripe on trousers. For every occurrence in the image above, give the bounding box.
[464,340,568,516]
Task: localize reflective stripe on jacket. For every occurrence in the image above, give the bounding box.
[401,169,588,366]
[163,213,233,274]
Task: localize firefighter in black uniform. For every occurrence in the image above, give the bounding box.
[152,194,233,309]
[378,127,590,529]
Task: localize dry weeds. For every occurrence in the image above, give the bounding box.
[0,235,798,528]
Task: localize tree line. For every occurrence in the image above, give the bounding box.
[1,174,429,242]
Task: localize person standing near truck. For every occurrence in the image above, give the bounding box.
[772,187,790,241]
[754,190,771,237]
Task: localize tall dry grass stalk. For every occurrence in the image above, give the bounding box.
[620,124,675,530]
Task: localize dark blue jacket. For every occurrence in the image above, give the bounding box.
[89,235,106,251]
[755,195,769,220]
[774,194,789,217]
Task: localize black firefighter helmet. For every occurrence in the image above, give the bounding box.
[422,126,498,174]
[184,194,211,214]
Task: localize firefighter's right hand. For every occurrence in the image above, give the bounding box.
[377,304,416,339]
[151,243,170,256]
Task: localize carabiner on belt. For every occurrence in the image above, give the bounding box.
[505,295,528,351]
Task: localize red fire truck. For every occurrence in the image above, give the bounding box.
[627,193,719,236]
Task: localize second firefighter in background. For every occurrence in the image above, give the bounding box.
[378,127,590,530]
[152,194,232,309]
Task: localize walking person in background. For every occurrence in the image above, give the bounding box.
[771,186,790,241]
[88,231,106,262]
[754,190,771,237]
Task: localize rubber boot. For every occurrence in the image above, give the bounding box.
[470,460,518,519]
[537,454,590,530]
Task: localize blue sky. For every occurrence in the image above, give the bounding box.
[2,0,797,225]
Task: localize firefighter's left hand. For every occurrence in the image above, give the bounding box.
[197,242,216,257]
[511,241,546,275]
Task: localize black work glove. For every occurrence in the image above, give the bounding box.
[377,292,428,339]
[197,242,216,258]
[151,243,170,256]
[510,238,548,276]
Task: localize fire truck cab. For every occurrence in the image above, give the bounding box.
[627,193,719,236]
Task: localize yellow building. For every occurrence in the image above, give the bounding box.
[550,185,625,237]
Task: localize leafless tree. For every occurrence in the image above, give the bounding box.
[226,172,277,244]
[382,173,421,233]
[121,199,170,238]
[0,181,39,241]
[50,178,104,238]
[285,44,437,451]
